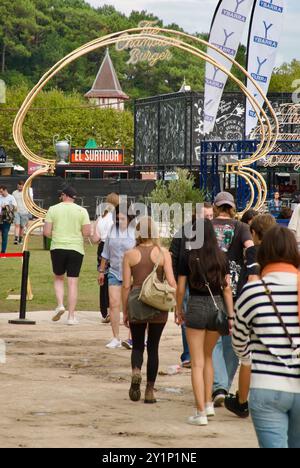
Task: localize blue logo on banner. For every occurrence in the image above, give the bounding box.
[251,57,268,83]
[212,29,236,56]
[259,1,284,13]
[249,110,257,117]
[254,21,278,48]
[205,67,224,89]
[204,114,215,123]
[222,0,247,22]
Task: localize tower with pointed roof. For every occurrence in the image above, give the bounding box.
[85,48,129,111]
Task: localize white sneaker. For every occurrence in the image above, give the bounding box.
[188,412,208,426]
[52,305,65,322]
[67,318,79,326]
[205,404,215,417]
[106,338,122,349]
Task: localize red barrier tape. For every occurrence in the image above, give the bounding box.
[0,253,24,258]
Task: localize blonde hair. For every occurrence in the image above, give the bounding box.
[135,216,160,247]
[102,192,120,217]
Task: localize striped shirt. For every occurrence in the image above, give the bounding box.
[233,272,300,394]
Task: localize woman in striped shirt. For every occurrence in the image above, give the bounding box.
[233,226,300,449]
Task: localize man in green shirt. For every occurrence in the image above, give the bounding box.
[44,186,91,325]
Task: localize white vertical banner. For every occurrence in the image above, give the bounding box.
[204,0,254,135]
[246,0,286,137]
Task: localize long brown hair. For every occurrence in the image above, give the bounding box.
[135,216,160,247]
[188,219,228,290]
[257,226,300,271]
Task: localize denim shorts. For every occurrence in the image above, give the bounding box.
[108,272,122,287]
[14,213,30,227]
[185,295,224,330]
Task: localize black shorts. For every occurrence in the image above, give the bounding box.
[185,295,225,330]
[50,249,84,278]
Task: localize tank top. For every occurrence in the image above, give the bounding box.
[131,246,164,288]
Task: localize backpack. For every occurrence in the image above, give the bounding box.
[0,205,15,224]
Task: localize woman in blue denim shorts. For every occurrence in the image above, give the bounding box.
[99,203,136,349]
[176,219,234,426]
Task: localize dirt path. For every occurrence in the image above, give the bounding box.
[0,311,257,448]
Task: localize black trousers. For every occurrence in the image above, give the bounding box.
[129,322,166,383]
[97,242,109,318]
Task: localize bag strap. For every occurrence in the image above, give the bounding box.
[153,248,163,273]
[197,260,219,311]
[261,279,297,350]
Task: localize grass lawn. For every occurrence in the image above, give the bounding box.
[0,235,100,313]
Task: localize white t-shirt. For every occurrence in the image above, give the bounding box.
[289,204,300,242]
[0,194,17,215]
[12,190,30,215]
[96,212,114,242]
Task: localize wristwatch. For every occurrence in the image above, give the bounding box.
[99,270,105,273]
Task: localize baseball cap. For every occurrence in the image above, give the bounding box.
[60,186,77,199]
[214,192,236,208]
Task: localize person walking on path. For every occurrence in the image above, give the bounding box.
[44,186,91,325]
[93,193,119,323]
[12,180,32,245]
[225,214,276,418]
[268,191,282,219]
[176,219,234,426]
[211,192,254,407]
[99,202,136,349]
[0,185,17,254]
[122,217,177,404]
[233,226,300,448]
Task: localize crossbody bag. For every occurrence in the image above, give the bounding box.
[199,268,230,336]
[261,279,300,366]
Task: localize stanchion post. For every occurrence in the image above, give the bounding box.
[9,251,36,325]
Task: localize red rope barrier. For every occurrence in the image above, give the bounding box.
[0,253,24,258]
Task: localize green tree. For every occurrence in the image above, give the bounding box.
[0,86,134,165]
[0,0,40,73]
[270,60,300,92]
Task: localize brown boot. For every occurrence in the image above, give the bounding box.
[129,372,142,402]
[144,382,156,404]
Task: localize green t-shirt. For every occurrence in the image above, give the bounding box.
[45,202,90,255]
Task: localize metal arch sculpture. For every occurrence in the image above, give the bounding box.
[14,27,279,245]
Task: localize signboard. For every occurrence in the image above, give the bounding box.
[28,161,44,175]
[0,146,7,163]
[70,148,124,165]
[203,0,254,135]
[264,155,300,171]
[246,0,285,136]
[116,21,172,67]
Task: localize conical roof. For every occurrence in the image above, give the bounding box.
[85,48,129,100]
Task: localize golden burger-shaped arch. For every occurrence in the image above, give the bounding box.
[13,27,279,248]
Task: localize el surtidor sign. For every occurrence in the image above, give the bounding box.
[70,148,124,165]
[116,21,173,66]
[264,155,300,171]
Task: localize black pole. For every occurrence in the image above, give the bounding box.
[9,251,36,325]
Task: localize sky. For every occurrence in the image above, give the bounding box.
[87,0,300,66]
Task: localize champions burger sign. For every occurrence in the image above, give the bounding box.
[70,148,124,165]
